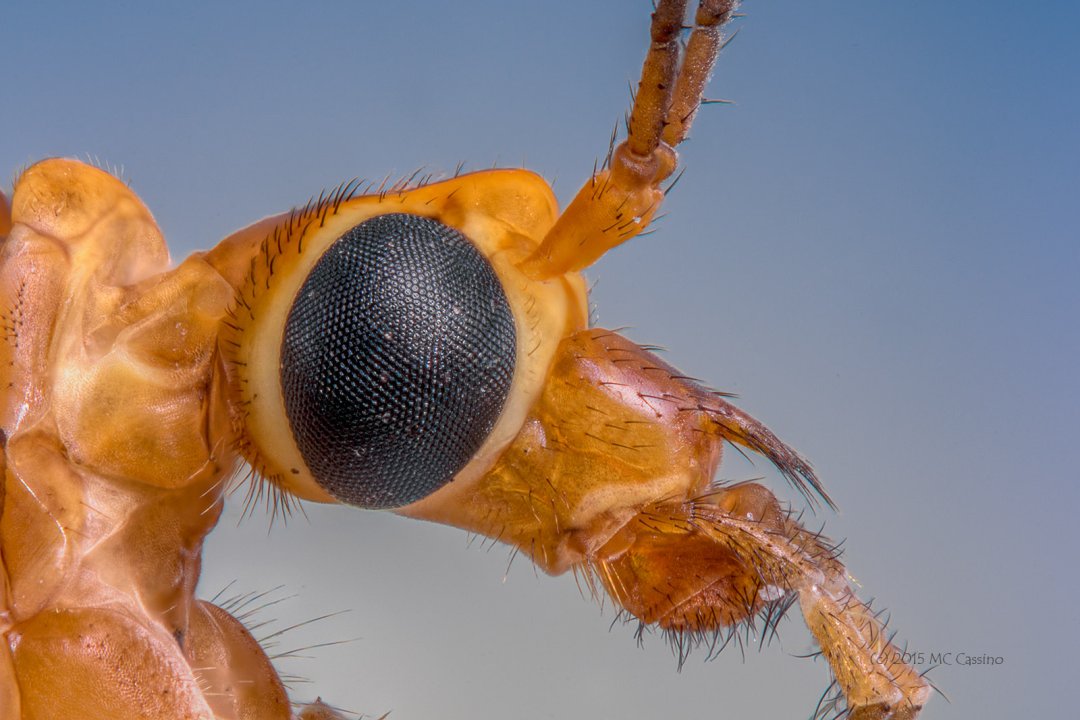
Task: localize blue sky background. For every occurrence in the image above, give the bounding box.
[4,1,1078,718]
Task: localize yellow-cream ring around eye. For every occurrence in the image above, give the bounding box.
[221,174,588,506]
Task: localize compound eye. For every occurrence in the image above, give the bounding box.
[279,213,516,508]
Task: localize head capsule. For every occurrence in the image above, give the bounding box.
[215,171,588,509]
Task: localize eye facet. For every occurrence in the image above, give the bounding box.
[279,213,516,508]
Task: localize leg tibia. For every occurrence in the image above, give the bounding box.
[800,586,931,718]
[519,158,669,279]
[519,0,743,280]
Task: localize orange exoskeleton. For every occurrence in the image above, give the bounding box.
[0,1,930,718]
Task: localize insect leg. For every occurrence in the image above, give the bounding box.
[663,0,740,147]
[693,499,931,719]
[623,0,689,159]
[600,488,930,719]
[407,328,926,718]
[519,0,738,279]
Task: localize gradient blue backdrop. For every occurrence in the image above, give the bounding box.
[4,1,1077,718]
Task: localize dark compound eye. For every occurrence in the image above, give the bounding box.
[279,213,516,508]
